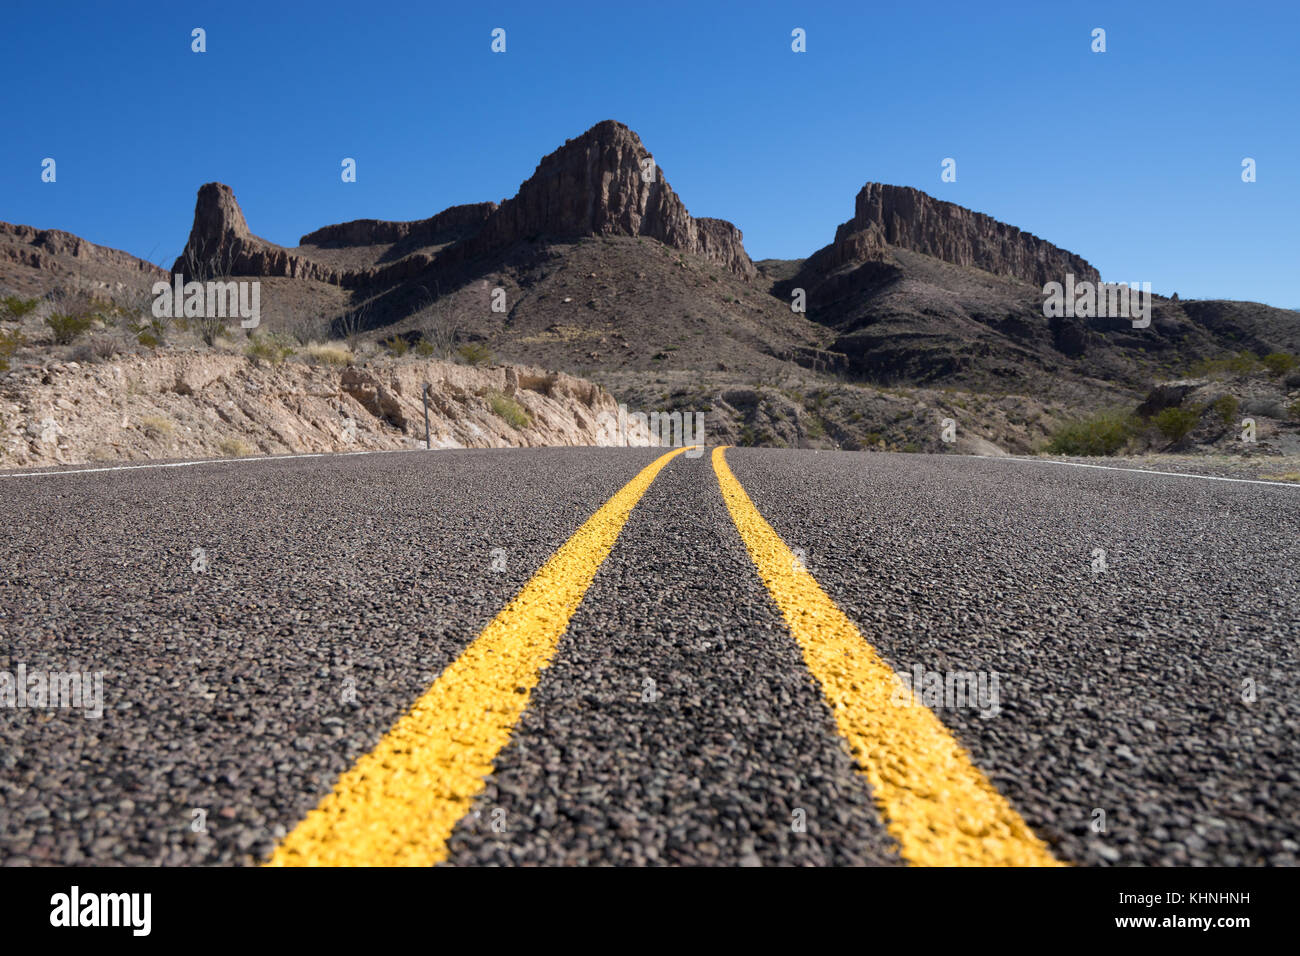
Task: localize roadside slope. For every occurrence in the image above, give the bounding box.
[0,353,639,469]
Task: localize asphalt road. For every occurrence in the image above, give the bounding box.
[0,447,1296,866]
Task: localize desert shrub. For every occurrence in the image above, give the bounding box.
[1,295,40,319]
[194,315,225,347]
[70,337,119,363]
[218,437,253,457]
[384,335,410,357]
[336,305,370,349]
[245,333,295,366]
[417,305,462,359]
[1153,405,1202,443]
[1211,394,1240,425]
[487,390,530,430]
[1189,350,1260,378]
[1225,351,1259,374]
[1289,399,1300,422]
[46,312,95,345]
[1262,352,1298,377]
[124,314,175,348]
[0,329,26,370]
[305,342,352,366]
[287,315,329,346]
[414,338,435,357]
[457,342,492,366]
[1046,411,1134,456]
[139,415,173,438]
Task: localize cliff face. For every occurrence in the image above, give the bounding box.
[172,183,343,283]
[461,120,756,278]
[298,202,498,249]
[0,222,164,296]
[815,183,1099,287]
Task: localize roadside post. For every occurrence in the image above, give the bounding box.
[423,384,431,450]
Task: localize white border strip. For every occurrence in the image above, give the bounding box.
[0,446,429,480]
[970,454,1300,488]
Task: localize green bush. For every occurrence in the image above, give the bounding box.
[487,390,530,430]
[1046,411,1134,456]
[1,295,40,319]
[46,312,95,345]
[1226,351,1260,375]
[1189,350,1260,378]
[245,333,295,365]
[1211,394,1240,425]
[414,337,435,357]
[132,317,174,348]
[0,328,26,370]
[385,335,410,357]
[1153,405,1202,443]
[457,342,492,366]
[1262,352,1298,377]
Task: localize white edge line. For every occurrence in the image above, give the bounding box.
[0,446,431,480]
[968,454,1300,488]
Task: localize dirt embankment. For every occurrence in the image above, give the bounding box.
[0,353,641,469]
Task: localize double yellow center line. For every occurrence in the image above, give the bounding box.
[269,445,1059,866]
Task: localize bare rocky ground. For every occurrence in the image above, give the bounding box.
[0,347,646,470]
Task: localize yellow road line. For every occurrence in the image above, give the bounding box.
[268,447,690,866]
[711,447,1061,867]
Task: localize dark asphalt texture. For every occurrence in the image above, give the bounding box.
[1,447,1296,866]
[728,449,1300,866]
[0,449,659,865]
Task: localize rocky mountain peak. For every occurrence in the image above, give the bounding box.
[834,183,1099,287]
[172,183,252,274]
[172,183,338,282]
[464,120,756,278]
[192,182,251,243]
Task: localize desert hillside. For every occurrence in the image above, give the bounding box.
[3,119,1298,469]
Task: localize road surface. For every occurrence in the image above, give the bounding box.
[1,447,1296,866]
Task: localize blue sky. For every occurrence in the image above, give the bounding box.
[2,1,1297,306]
